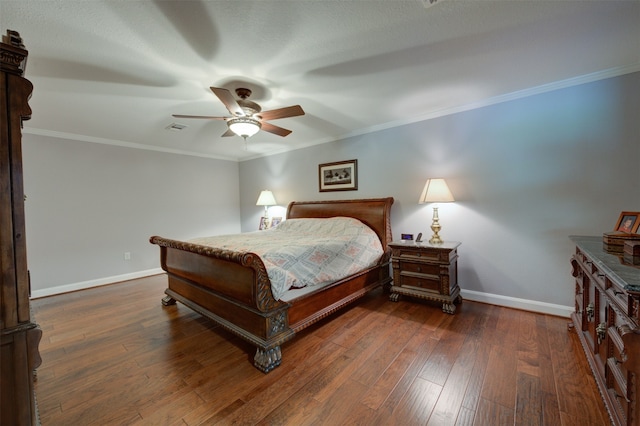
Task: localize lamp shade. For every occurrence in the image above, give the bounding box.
[228,117,261,138]
[419,178,454,204]
[256,190,277,206]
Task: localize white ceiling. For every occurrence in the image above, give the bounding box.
[3,0,640,161]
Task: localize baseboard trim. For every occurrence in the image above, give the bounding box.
[461,289,573,318]
[31,272,574,317]
[30,268,165,299]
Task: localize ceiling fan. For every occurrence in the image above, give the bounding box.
[172,87,305,140]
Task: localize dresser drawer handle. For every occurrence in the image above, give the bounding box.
[614,290,624,296]
[615,392,631,403]
[586,303,594,322]
[596,322,607,344]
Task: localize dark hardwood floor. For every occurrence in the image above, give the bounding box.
[31,275,609,425]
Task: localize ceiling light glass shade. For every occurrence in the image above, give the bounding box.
[419,178,455,204]
[256,190,277,207]
[228,117,261,138]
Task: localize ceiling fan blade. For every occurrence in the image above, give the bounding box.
[261,122,293,137]
[210,87,245,117]
[172,114,227,120]
[221,128,236,137]
[257,105,305,121]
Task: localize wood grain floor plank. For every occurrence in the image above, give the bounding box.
[218,340,347,425]
[473,397,514,426]
[515,372,543,425]
[369,336,442,422]
[307,379,370,426]
[359,327,439,410]
[350,306,424,387]
[459,304,493,414]
[454,405,475,426]
[546,314,608,424]
[479,308,521,410]
[418,305,477,386]
[428,325,481,424]
[388,376,442,425]
[30,275,610,425]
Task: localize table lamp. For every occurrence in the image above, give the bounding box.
[419,178,454,244]
[256,190,277,221]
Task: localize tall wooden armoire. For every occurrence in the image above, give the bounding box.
[1,30,42,425]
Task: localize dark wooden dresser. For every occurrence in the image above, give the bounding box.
[388,241,461,314]
[570,236,640,426]
[1,30,42,425]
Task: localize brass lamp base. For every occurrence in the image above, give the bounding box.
[429,206,443,244]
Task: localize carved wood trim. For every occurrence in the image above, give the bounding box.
[150,236,280,312]
[1,30,28,76]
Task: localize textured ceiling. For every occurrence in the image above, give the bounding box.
[3,0,640,161]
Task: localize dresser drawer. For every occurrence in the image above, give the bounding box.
[606,361,629,425]
[607,285,634,319]
[609,333,628,385]
[608,308,634,378]
[399,272,440,293]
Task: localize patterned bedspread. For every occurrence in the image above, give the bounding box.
[189,217,383,300]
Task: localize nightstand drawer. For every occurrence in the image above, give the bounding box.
[399,272,440,292]
[394,248,441,262]
[399,261,440,276]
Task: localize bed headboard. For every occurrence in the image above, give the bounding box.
[286,197,394,249]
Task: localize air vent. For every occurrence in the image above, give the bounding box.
[421,0,442,8]
[166,123,187,132]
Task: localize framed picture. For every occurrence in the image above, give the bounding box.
[259,216,269,230]
[614,211,640,234]
[319,159,358,192]
[271,217,282,227]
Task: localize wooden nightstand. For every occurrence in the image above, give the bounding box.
[388,241,462,314]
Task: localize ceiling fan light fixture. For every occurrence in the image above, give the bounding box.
[228,117,261,138]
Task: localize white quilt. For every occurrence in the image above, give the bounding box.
[189,217,383,300]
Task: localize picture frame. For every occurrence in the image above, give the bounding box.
[259,216,269,231]
[614,211,640,234]
[319,159,358,192]
[270,217,282,227]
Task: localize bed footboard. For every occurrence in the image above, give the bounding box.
[150,236,294,372]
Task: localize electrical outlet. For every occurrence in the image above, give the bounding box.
[124,252,131,261]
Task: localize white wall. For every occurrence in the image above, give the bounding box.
[23,72,638,310]
[239,72,640,316]
[23,134,240,297]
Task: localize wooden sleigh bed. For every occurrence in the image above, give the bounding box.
[150,197,394,373]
